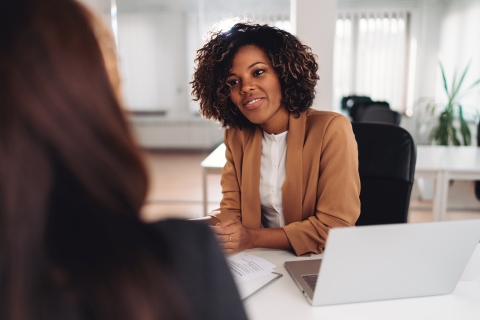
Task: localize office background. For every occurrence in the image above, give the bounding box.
[79,0,480,220]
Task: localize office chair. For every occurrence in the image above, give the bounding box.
[358,105,401,125]
[341,95,391,122]
[341,96,372,115]
[352,122,417,226]
[341,96,373,121]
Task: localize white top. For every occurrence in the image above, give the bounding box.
[259,130,288,228]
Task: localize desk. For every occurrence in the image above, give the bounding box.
[202,144,480,220]
[201,143,226,215]
[416,146,480,221]
[243,248,480,320]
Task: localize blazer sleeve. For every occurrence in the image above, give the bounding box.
[283,115,361,256]
[209,129,242,222]
[150,219,248,320]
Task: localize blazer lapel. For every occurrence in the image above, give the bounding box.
[282,112,306,225]
[241,126,263,228]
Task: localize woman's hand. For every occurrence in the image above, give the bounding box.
[211,220,254,254]
[211,220,293,254]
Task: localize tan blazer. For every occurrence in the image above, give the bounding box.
[210,109,361,256]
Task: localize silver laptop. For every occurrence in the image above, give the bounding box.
[285,220,480,306]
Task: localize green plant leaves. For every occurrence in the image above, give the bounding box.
[453,61,470,100]
[440,62,449,98]
[458,104,471,145]
[430,62,480,146]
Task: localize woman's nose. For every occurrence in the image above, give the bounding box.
[240,80,255,94]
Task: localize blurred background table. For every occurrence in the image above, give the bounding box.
[416,146,480,221]
[201,143,226,215]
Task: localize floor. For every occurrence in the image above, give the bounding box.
[140,150,480,223]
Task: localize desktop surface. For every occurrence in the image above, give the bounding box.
[242,248,480,320]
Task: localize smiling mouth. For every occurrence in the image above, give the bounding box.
[243,98,264,107]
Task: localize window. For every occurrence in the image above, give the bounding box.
[334,10,411,113]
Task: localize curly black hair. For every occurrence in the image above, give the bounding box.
[191,22,319,129]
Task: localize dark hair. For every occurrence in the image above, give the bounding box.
[191,22,319,129]
[0,0,189,319]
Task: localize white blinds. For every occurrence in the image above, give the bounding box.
[334,10,410,112]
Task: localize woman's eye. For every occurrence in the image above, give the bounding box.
[253,69,265,76]
[228,79,239,86]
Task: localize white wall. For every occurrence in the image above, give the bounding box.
[186,10,202,114]
[414,0,444,100]
[437,0,480,121]
[117,11,188,114]
[295,0,337,111]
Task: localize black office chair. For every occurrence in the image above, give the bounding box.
[341,96,373,121]
[358,105,401,125]
[341,96,372,116]
[352,122,417,226]
[341,95,392,122]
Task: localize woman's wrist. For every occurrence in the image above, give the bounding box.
[247,228,259,249]
[248,228,291,250]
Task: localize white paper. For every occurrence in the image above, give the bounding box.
[226,252,276,282]
[236,272,283,300]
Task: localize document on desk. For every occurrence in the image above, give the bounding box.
[226,252,282,300]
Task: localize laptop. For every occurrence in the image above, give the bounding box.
[285,220,480,306]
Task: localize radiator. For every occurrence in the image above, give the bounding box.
[129,116,224,150]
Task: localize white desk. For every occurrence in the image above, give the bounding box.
[416,146,480,221]
[200,143,226,215]
[201,144,480,220]
[243,248,480,320]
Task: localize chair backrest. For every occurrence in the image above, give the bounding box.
[358,105,401,125]
[341,96,373,120]
[352,122,417,226]
[341,95,372,111]
[353,101,390,121]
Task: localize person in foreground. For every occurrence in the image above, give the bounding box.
[0,1,247,319]
[191,23,361,256]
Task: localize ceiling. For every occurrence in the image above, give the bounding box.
[111,0,429,14]
[115,0,290,13]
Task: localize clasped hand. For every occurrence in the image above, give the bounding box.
[211,220,254,254]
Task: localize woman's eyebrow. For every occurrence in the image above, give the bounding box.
[247,61,266,69]
[229,62,267,76]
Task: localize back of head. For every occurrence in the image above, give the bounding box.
[0,1,189,319]
[0,0,146,214]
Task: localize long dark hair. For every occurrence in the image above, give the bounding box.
[0,0,190,319]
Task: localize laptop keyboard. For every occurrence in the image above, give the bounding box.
[301,274,318,291]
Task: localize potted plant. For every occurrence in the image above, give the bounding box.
[414,62,480,201]
[416,62,480,146]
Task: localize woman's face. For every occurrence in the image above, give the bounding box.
[227,45,284,130]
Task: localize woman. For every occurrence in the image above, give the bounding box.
[0,1,247,319]
[191,23,361,256]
